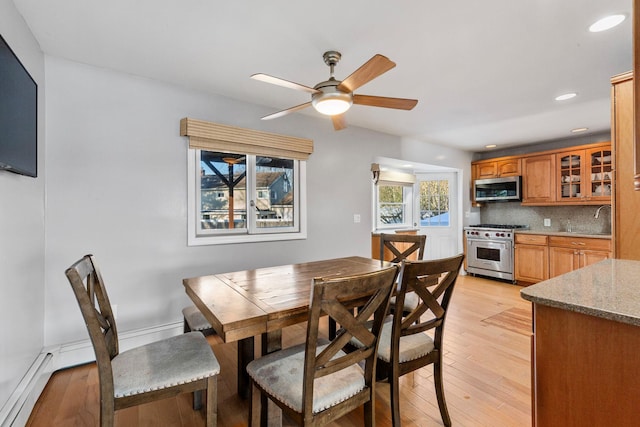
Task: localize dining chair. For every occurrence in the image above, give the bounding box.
[380,233,427,316]
[65,254,220,427]
[379,232,426,263]
[182,305,217,410]
[328,233,425,340]
[246,265,399,427]
[349,253,464,427]
[183,305,215,335]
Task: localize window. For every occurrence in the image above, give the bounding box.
[419,179,450,227]
[375,183,413,229]
[372,164,416,230]
[181,118,312,245]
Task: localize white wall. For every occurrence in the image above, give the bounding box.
[0,0,46,412]
[43,56,408,345]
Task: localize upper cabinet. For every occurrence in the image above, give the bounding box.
[473,157,521,180]
[555,144,612,204]
[476,142,612,206]
[522,154,556,204]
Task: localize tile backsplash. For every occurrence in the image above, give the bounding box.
[480,202,611,235]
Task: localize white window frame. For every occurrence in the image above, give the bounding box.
[373,182,414,230]
[187,149,307,246]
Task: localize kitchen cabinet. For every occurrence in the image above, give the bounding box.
[521,260,640,427]
[521,155,556,204]
[556,145,612,203]
[514,234,549,283]
[476,142,612,206]
[612,72,640,260]
[472,157,521,180]
[515,233,611,284]
[549,237,611,277]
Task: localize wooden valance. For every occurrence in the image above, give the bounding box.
[180,118,314,160]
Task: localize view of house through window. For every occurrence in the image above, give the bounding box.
[376,184,411,228]
[197,151,297,235]
[419,179,450,226]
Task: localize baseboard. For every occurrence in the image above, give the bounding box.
[0,352,55,427]
[1,321,183,427]
[55,320,184,368]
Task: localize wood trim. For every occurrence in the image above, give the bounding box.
[180,117,314,160]
[634,0,640,189]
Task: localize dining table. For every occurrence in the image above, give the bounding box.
[182,255,392,398]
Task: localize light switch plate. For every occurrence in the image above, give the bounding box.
[544,218,551,227]
[353,214,361,223]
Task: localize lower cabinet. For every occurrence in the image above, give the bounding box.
[548,236,611,278]
[515,233,611,284]
[514,234,549,283]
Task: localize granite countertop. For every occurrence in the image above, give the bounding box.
[515,229,611,239]
[521,259,640,326]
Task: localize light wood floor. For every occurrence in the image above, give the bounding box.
[26,274,532,427]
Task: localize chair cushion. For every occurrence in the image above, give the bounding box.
[112,332,220,398]
[350,320,435,363]
[390,292,420,312]
[182,305,213,332]
[246,342,365,414]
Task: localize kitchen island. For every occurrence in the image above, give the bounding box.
[521,259,640,427]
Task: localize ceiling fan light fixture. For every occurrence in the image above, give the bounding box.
[312,92,353,116]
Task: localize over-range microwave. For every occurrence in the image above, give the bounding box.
[474,176,522,202]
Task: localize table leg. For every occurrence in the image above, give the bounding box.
[261,330,283,426]
[237,337,254,399]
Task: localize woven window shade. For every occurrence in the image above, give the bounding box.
[180,118,314,160]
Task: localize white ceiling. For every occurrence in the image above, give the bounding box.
[14,0,632,152]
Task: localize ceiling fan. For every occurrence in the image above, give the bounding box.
[251,51,418,131]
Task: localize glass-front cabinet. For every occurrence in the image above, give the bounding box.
[586,146,612,201]
[556,144,612,203]
[557,150,584,201]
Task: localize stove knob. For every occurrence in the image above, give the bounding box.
[485,233,490,237]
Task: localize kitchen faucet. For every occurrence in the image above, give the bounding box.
[594,204,611,219]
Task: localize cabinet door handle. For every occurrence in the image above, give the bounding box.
[571,242,586,246]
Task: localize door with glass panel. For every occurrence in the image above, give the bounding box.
[415,173,458,260]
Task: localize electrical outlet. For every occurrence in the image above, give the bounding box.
[544,218,551,227]
[353,214,361,223]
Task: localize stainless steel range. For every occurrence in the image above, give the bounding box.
[464,224,529,283]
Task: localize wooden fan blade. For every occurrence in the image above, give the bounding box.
[337,54,396,93]
[353,94,418,110]
[332,114,347,131]
[261,102,312,120]
[251,73,320,94]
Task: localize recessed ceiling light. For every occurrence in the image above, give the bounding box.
[485,144,497,149]
[555,93,577,101]
[571,127,589,133]
[403,164,413,168]
[589,14,626,32]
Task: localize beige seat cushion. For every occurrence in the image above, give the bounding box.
[350,319,435,363]
[112,332,220,398]
[246,342,365,414]
[182,305,213,332]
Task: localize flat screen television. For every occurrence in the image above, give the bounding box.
[0,33,37,177]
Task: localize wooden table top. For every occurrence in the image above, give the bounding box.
[183,256,391,342]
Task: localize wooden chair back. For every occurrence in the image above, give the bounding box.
[379,233,426,263]
[386,254,465,426]
[303,265,398,425]
[65,255,119,417]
